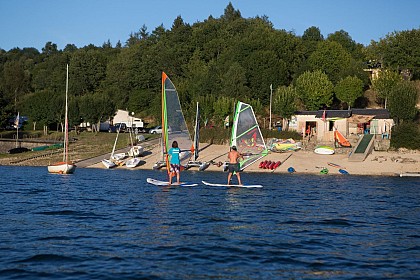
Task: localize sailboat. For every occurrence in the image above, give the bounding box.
[226,101,268,171]
[186,102,210,171]
[101,123,124,168]
[48,65,77,174]
[153,72,193,170]
[125,127,142,168]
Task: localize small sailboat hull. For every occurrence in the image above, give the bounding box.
[102,159,116,169]
[128,146,143,157]
[153,161,166,170]
[111,153,126,161]
[48,162,76,174]
[126,157,141,168]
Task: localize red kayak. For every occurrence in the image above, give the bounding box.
[273,161,281,169]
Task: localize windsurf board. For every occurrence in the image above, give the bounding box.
[146,178,198,187]
[202,181,263,188]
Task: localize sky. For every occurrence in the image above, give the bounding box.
[1,0,419,51]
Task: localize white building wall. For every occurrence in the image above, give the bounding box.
[112,109,144,128]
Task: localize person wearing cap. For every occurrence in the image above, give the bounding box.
[227,145,243,185]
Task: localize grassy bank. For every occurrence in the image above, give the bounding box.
[0,130,157,166]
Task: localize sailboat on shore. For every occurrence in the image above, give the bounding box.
[47,65,76,174]
[102,123,125,169]
[186,102,210,171]
[125,127,142,168]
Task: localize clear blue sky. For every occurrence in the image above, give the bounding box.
[1,0,419,51]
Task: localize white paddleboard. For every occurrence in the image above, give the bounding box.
[146,178,198,187]
[202,181,263,188]
[314,147,335,155]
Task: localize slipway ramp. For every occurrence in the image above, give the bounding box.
[348,134,375,162]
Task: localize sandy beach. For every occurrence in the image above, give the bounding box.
[86,141,420,176]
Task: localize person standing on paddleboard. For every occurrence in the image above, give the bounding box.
[168,141,181,185]
[227,146,243,185]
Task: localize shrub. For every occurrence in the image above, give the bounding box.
[199,126,231,145]
[391,122,420,150]
[262,129,302,140]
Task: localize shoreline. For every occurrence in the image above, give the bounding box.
[84,143,420,177]
[1,138,419,176]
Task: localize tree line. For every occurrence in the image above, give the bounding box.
[0,2,419,132]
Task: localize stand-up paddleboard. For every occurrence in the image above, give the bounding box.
[147,178,198,187]
[202,181,263,188]
[314,146,335,155]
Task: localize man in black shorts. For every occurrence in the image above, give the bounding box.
[227,146,243,185]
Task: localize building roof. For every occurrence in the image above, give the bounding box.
[314,110,352,118]
[351,109,391,119]
[295,109,391,119]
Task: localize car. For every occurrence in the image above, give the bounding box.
[149,126,162,134]
[108,123,128,133]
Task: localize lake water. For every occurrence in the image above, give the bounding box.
[0,166,419,279]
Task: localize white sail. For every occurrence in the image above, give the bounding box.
[160,72,193,167]
[230,101,268,171]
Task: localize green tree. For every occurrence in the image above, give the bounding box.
[78,92,115,131]
[69,49,107,96]
[295,70,334,110]
[302,26,324,42]
[391,121,420,150]
[307,41,353,84]
[213,96,235,127]
[388,80,419,124]
[334,76,364,109]
[301,26,324,59]
[2,60,31,111]
[327,30,364,60]
[220,62,250,98]
[221,2,242,21]
[374,29,420,79]
[273,85,297,130]
[371,70,402,108]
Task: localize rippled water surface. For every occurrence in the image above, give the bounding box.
[0,166,419,279]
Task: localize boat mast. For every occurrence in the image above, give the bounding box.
[194,102,199,161]
[64,64,69,163]
[110,123,121,158]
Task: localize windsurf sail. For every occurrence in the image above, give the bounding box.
[230,101,268,171]
[161,72,193,167]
